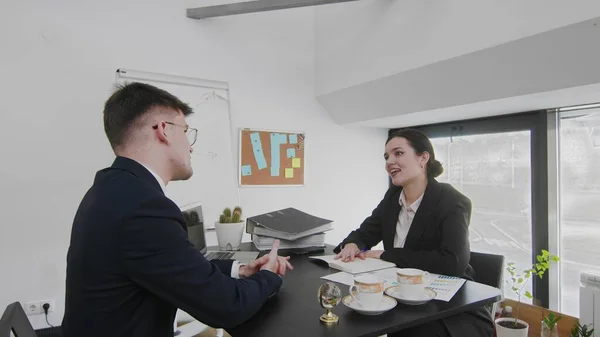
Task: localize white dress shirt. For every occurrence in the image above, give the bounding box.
[393,190,424,248]
[140,163,166,193]
[138,161,244,279]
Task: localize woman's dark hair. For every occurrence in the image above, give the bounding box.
[385,128,444,178]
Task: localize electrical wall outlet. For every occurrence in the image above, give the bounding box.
[24,301,41,315]
[40,299,55,313]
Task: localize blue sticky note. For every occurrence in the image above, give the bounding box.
[250,132,267,170]
[287,148,296,158]
[241,165,252,176]
[270,133,287,176]
[289,134,298,144]
[271,133,287,144]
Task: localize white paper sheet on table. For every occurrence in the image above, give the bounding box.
[425,274,467,301]
[320,271,355,287]
[320,268,399,289]
[320,268,466,302]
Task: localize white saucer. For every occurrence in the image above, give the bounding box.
[384,286,437,305]
[342,295,397,315]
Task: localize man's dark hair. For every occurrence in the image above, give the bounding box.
[103,82,193,150]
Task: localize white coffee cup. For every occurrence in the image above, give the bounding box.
[349,275,384,309]
[396,268,430,300]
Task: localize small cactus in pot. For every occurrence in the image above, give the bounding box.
[215,206,245,251]
[219,206,243,223]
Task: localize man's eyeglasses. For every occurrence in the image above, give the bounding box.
[153,121,198,146]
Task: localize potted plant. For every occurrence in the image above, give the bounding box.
[541,312,562,337]
[571,322,594,337]
[495,250,560,337]
[214,206,245,251]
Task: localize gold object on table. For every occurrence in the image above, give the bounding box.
[317,282,342,324]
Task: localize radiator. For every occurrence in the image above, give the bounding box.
[579,271,600,337]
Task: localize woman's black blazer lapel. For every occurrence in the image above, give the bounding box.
[381,187,402,248]
[402,179,443,250]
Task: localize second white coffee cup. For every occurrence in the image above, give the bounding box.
[396,268,430,300]
[349,275,384,309]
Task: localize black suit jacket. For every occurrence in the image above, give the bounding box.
[62,156,282,337]
[334,179,493,337]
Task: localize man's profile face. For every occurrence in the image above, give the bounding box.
[168,112,194,181]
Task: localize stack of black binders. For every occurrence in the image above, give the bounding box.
[246,207,333,251]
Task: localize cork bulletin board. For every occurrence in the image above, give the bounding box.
[239,128,305,186]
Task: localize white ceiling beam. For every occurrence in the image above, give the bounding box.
[187,0,360,19]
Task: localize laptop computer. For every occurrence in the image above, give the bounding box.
[199,223,259,264]
[181,202,259,264]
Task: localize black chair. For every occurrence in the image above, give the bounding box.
[470,251,505,289]
[469,251,505,317]
[0,302,38,337]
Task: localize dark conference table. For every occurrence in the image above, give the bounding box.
[224,243,502,337]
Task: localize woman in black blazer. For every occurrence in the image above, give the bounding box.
[333,129,494,337]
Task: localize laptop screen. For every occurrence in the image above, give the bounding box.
[180,203,207,253]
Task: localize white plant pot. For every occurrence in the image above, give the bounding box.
[495,317,529,337]
[214,220,245,251]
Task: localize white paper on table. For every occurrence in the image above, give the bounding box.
[366,267,399,280]
[320,271,355,286]
[420,273,466,302]
[320,268,399,288]
[320,268,466,302]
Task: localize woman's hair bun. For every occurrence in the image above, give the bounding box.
[428,159,444,178]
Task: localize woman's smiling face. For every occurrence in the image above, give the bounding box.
[384,136,429,186]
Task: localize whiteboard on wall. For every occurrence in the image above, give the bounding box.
[115,69,239,229]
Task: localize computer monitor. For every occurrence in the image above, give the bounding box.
[0,302,37,337]
[180,202,207,253]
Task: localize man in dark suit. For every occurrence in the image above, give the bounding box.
[61,82,292,337]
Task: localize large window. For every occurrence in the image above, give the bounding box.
[391,107,600,316]
[430,131,532,302]
[558,109,600,317]
[392,111,551,307]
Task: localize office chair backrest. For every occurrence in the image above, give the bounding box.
[470,251,505,290]
[0,302,38,337]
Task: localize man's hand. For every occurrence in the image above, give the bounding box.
[239,240,293,277]
[259,239,293,276]
[334,243,365,262]
[240,253,293,277]
[239,256,267,278]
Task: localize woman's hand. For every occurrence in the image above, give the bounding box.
[364,250,383,259]
[334,243,365,262]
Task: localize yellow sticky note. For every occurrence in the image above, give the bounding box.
[292,158,301,168]
[285,168,294,178]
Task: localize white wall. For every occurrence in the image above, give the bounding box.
[0,0,388,329]
[315,0,600,95]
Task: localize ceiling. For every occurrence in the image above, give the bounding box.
[313,0,600,128]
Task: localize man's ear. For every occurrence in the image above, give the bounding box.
[154,121,170,145]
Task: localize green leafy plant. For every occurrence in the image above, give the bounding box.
[571,322,594,337]
[501,250,560,329]
[219,206,243,223]
[543,312,562,330]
